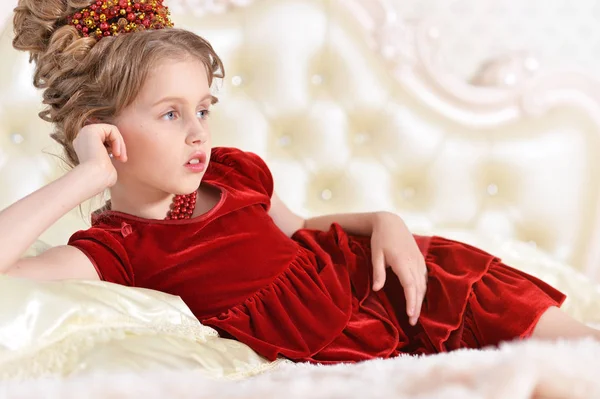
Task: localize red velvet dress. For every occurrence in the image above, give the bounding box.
[68,147,566,364]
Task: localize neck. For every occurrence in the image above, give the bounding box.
[108,181,174,220]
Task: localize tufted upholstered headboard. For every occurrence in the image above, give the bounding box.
[2,0,600,280]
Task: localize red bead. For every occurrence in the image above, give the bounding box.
[75,12,83,19]
[126,7,133,13]
[76,24,83,30]
[164,191,198,220]
[96,1,102,5]
[83,11,90,17]
[100,22,109,31]
[82,26,89,33]
[93,15,99,21]
[142,19,150,27]
[103,31,111,36]
[119,0,128,7]
[91,4,97,10]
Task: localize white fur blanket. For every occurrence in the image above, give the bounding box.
[1,338,598,399]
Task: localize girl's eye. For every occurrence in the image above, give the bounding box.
[162,111,177,121]
[198,110,211,119]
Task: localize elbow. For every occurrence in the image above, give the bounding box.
[298,216,311,233]
[286,217,307,238]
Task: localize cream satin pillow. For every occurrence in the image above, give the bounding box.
[0,275,282,380]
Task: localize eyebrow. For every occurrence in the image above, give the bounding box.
[152,94,219,107]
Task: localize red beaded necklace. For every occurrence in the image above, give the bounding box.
[165,191,197,220]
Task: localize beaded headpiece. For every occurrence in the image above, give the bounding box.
[66,0,174,40]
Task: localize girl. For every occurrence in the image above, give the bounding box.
[3,0,598,364]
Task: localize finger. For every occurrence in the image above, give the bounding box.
[109,129,121,157]
[120,137,128,161]
[416,262,429,325]
[113,138,127,162]
[414,261,428,318]
[115,139,121,158]
[371,249,387,291]
[410,268,426,326]
[393,264,416,319]
[105,126,127,162]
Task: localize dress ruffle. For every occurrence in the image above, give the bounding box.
[375,236,566,355]
[203,244,353,361]
[203,225,566,363]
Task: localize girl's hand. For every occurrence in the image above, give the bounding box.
[370,212,428,326]
[72,123,127,188]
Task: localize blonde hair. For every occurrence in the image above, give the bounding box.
[12,0,225,168]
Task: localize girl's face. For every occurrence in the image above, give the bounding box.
[112,58,215,197]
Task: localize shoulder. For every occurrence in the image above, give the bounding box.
[68,224,134,285]
[69,223,126,246]
[210,147,270,172]
[208,147,273,199]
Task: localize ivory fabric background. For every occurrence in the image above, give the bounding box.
[2,0,600,280]
[392,0,600,81]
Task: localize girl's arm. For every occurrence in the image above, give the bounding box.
[1,123,127,280]
[269,192,427,326]
[1,164,106,279]
[268,192,381,236]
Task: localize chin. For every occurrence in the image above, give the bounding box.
[173,181,202,195]
[184,184,202,195]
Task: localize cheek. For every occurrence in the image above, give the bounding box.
[121,121,156,150]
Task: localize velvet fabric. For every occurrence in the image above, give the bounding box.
[68,147,566,364]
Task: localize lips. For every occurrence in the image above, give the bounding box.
[186,151,207,165]
[185,150,208,173]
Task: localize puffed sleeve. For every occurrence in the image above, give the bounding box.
[68,228,134,286]
[210,147,274,202]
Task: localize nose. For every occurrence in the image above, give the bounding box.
[185,114,208,145]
